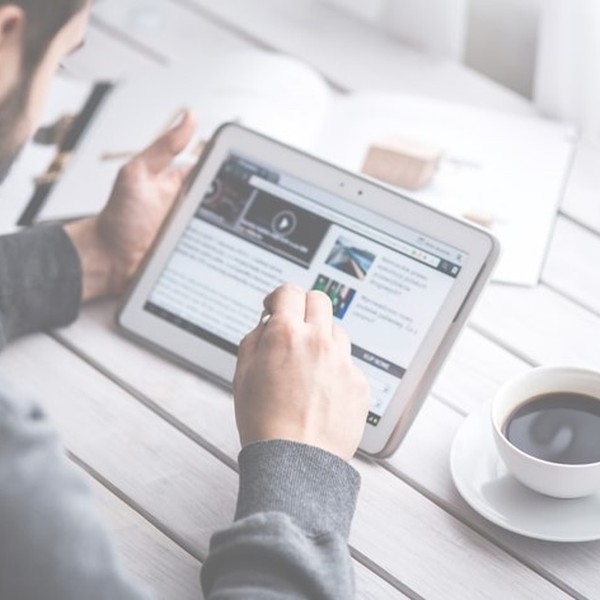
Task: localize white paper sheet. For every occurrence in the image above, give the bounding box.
[315,92,576,285]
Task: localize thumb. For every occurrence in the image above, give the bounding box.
[137,109,197,173]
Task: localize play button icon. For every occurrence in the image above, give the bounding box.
[271,210,297,237]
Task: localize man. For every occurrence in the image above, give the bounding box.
[0,1,371,598]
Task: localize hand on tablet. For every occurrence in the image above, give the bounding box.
[233,284,370,460]
[66,109,197,301]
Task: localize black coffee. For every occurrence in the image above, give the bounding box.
[504,392,600,465]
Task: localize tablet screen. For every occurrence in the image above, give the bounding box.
[144,153,468,426]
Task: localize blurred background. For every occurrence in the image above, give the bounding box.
[6,0,597,275]
[324,0,600,141]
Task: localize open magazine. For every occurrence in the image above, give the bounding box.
[26,50,575,285]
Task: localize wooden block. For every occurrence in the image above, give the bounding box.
[362,136,442,190]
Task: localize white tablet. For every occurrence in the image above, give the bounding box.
[118,123,499,457]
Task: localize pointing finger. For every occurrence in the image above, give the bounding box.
[304,290,333,327]
[263,284,306,323]
[136,109,197,173]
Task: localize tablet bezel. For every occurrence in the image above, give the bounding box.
[118,123,499,457]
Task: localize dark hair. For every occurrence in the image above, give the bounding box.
[1,0,87,77]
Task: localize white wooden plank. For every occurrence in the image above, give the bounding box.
[176,0,536,113]
[92,0,251,66]
[543,216,600,315]
[63,300,240,455]
[89,472,403,600]
[86,475,204,599]
[380,269,600,598]
[351,459,570,600]
[388,397,600,600]
[560,138,600,235]
[64,18,162,80]
[471,283,600,370]
[0,332,408,599]
[354,563,411,600]
[0,334,239,560]
[432,327,532,415]
[416,324,600,598]
[51,303,572,599]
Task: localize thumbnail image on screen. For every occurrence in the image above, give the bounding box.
[325,236,376,280]
[197,156,330,268]
[312,274,356,319]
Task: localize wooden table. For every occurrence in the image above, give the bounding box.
[2,1,600,598]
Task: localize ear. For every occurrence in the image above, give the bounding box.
[0,5,25,97]
[0,4,24,43]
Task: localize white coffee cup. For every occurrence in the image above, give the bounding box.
[491,366,600,499]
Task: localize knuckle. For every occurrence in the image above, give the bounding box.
[311,329,334,354]
[268,316,300,347]
[278,282,304,297]
[118,160,142,180]
[282,282,303,292]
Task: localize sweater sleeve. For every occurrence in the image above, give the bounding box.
[201,440,361,599]
[0,380,150,600]
[0,225,82,349]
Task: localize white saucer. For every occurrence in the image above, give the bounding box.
[450,404,600,542]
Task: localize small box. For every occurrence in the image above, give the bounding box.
[362,136,442,190]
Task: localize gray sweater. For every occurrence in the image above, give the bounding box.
[0,225,360,599]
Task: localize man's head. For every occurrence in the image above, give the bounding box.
[0,0,91,182]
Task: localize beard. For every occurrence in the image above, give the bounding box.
[0,76,29,185]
